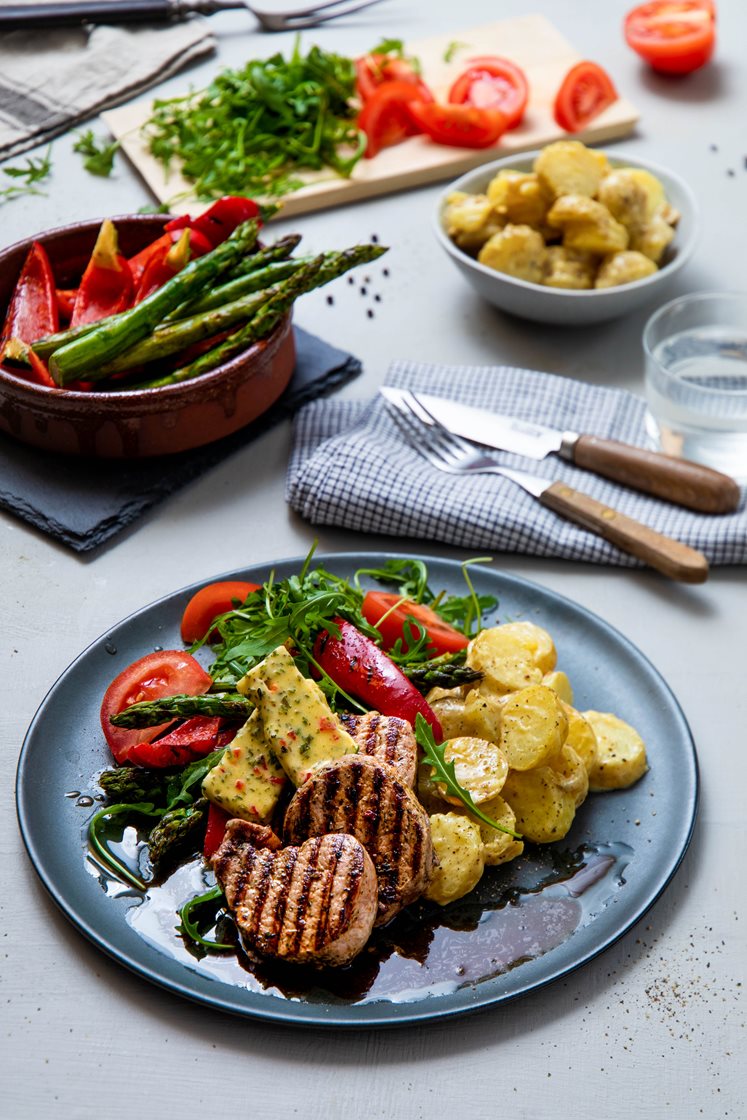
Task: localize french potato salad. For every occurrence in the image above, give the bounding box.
[443,139,680,290]
[94,557,648,966]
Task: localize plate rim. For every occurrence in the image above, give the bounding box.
[16,551,699,1028]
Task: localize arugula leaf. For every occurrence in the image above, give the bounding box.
[354,558,431,603]
[179,884,233,951]
[73,130,120,177]
[415,715,521,838]
[0,146,52,203]
[88,801,165,889]
[443,40,469,63]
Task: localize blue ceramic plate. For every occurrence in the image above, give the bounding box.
[16,554,698,1027]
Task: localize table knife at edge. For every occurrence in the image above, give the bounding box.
[414,392,741,515]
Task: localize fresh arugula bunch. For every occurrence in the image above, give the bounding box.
[144,39,365,202]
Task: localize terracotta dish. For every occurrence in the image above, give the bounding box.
[0,216,296,458]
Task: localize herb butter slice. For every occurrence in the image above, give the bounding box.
[239,645,358,785]
[202,711,287,821]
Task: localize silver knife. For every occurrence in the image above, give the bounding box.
[413,392,740,515]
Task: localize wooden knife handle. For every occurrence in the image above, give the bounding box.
[571,434,741,514]
[541,481,709,583]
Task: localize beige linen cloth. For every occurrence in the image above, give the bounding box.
[0,13,215,161]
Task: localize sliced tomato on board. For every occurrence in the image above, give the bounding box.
[448,57,529,129]
[362,591,469,656]
[553,61,619,132]
[100,650,212,765]
[358,80,433,158]
[355,53,432,102]
[180,580,261,644]
[406,101,508,148]
[624,1,716,74]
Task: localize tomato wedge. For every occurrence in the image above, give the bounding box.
[100,650,212,764]
[448,57,529,129]
[624,1,716,74]
[355,53,432,102]
[362,591,469,656]
[406,102,508,148]
[358,80,433,158]
[553,61,618,133]
[180,580,261,644]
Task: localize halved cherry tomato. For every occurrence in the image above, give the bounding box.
[125,716,225,769]
[362,591,469,656]
[624,1,716,74]
[553,61,618,132]
[355,53,432,103]
[406,101,508,148]
[359,80,433,158]
[448,57,529,129]
[100,650,212,765]
[180,580,261,644]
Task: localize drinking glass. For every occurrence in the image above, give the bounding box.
[644,292,747,483]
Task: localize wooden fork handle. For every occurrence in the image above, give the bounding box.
[569,435,741,514]
[541,482,709,583]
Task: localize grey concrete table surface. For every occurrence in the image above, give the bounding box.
[1,2,744,1117]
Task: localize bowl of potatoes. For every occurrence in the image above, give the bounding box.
[435,141,699,325]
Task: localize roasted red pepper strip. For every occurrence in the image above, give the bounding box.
[26,350,57,388]
[188,196,261,248]
[1,241,59,355]
[127,227,212,288]
[125,716,225,769]
[313,618,443,739]
[134,229,191,304]
[203,803,231,858]
[70,219,134,328]
[55,288,77,321]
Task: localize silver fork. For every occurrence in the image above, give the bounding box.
[0,0,388,33]
[380,386,709,585]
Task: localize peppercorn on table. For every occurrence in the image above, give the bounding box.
[1,2,745,1118]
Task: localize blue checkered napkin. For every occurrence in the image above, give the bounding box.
[286,360,747,567]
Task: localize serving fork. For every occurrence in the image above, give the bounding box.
[0,0,388,32]
[381,387,709,584]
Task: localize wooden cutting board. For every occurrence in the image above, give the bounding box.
[103,13,639,218]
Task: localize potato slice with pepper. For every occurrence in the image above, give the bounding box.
[595,250,657,288]
[547,195,629,255]
[584,711,648,790]
[477,224,547,284]
[425,813,485,905]
[534,140,610,199]
[562,704,599,774]
[432,735,509,805]
[501,767,576,843]
[443,190,504,253]
[466,625,545,694]
[500,685,568,770]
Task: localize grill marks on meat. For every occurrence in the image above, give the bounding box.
[340,711,418,788]
[212,819,378,966]
[284,755,433,926]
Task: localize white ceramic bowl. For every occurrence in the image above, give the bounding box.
[434,150,699,326]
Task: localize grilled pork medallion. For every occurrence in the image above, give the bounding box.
[212,819,378,966]
[283,755,434,925]
[339,711,418,788]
